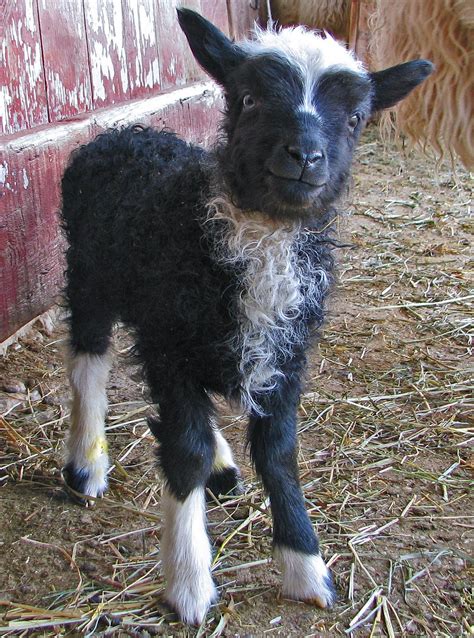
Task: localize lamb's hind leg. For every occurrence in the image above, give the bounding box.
[63,349,112,505]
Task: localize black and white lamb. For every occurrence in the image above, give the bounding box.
[61,9,433,625]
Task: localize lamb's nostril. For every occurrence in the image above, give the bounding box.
[306,150,324,164]
[286,145,305,164]
[285,146,324,166]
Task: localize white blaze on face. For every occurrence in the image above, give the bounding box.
[242,24,365,116]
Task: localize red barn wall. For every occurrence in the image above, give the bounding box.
[0,0,259,344]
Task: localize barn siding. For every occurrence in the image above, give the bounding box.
[155,0,204,89]
[227,0,259,39]
[123,0,161,98]
[84,0,131,107]
[0,0,48,135]
[1,0,256,344]
[37,0,93,122]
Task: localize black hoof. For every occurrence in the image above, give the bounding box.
[62,462,106,506]
[206,466,244,500]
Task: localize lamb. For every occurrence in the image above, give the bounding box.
[60,9,433,625]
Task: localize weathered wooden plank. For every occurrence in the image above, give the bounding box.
[200,0,230,35]
[227,0,259,40]
[1,83,224,343]
[160,89,225,146]
[83,0,130,107]
[0,143,66,340]
[123,0,161,98]
[0,0,48,135]
[155,0,204,89]
[37,0,92,122]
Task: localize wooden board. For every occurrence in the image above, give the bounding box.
[227,0,259,39]
[155,0,204,89]
[37,0,92,122]
[123,0,162,99]
[83,0,130,107]
[0,0,48,135]
[200,0,230,35]
[350,0,376,64]
[1,145,67,341]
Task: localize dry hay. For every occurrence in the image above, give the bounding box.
[0,129,473,636]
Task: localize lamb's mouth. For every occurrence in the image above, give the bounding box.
[267,172,327,207]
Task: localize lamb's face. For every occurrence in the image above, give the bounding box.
[221,39,373,219]
[178,9,433,222]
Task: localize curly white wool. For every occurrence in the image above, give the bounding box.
[207,196,329,412]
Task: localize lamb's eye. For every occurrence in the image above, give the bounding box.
[242,94,256,111]
[348,113,360,130]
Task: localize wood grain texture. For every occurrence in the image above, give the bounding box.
[155,0,204,89]
[123,0,162,98]
[0,0,48,134]
[227,0,259,40]
[200,0,230,35]
[84,0,130,107]
[37,0,93,122]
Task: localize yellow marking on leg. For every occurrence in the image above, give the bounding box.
[213,457,226,472]
[86,436,108,462]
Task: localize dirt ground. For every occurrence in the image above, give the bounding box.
[1,129,473,637]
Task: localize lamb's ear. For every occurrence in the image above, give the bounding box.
[370,60,434,111]
[177,8,246,86]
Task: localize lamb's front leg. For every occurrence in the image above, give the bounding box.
[147,385,217,625]
[248,380,336,608]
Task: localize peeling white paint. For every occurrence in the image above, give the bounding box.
[86,0,128,98]
[128,0,160,90]
[22,168,29,190]
[0,162,8,186]
[48,71,86,115]
[129,1,143,89]
[91,40,115,101]
[2,3,46,134]
[0,86,13,129]
[168,56,177,77]
[144,59,160,89]
[24,0,37,33]
[139,4,156,42]
[24,40,43,90]
[1,34,6,64]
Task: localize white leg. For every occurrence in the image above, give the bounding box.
[213,427,237,472]
[64,351,111,502]
[161,486,217,625]
[274,546,336,608]
[206,426,243,496]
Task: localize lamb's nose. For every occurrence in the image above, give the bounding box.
[285,146,324,166]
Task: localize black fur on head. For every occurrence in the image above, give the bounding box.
[178,8,433,222]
